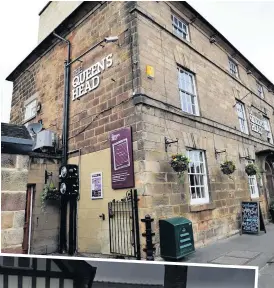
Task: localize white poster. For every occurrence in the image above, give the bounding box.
[91,172,103,200]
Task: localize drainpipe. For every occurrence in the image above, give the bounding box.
[53,32,71,254]
[53,32,71,165]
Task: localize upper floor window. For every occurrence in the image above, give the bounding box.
[235,101,249,134]
[187,149,209,205]
[24,98,37,122]
[263,116,273,144]
[229,58,239,78]
[178,68,199,116]
[256,82,264,99]
[171,14,190,41]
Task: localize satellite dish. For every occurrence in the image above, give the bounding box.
[26,122,43,136]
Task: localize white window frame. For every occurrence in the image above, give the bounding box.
[178,68,200,116]
[187,149,209,205]
[235,101,249,134]
[246,161,259,199]
[171,14,190,41]
[229,58,239,78]
[263,117,273,144]
[24,97,37,122]
[256,82,264,99]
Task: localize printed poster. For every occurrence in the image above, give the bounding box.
[110,127,134,189]
[91,172,103,199]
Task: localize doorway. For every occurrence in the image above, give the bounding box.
[22,185,35,254]
[265,155,274,203]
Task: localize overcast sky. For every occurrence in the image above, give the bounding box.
[0,1,274,123]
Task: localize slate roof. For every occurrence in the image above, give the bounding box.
[1,122,33,155]
[1,122,32,140]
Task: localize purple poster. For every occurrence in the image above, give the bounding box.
[110,127,134,189]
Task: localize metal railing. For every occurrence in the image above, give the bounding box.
[108,189,141,259]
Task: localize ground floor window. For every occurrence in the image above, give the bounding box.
[247,161,259,199]
[187,149,209,205]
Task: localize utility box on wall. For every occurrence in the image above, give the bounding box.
[159,217,195,260]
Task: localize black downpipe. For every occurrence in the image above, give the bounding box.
[53,32,71,254]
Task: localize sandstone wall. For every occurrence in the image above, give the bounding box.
[1,154,29,253]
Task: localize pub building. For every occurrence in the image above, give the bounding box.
[4,1,274,259]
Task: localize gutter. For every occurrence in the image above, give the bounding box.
[38,1,51,16]
[1,136,33,145]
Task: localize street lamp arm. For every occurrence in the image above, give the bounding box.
[66,36,118,67]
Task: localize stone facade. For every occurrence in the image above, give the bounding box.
[1,154,29,253]
[133,1,274,255]
[27,158,60,254]
[7,1,274,259]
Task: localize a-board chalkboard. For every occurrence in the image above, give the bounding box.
[241,201,266,235]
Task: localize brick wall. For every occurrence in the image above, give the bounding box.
[136,103,269,255]
[10,1,141,158]
[9,1,143,256]
[1,154,29,253]
[135,1,274,140]
[133,1,273,256]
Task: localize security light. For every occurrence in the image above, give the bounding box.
[60,166,67,178]
[60,183,66,194]
[105,36,119,43]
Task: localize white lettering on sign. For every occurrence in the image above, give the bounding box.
[249,114,264,134]
[111,133,120,141]
[72,54,113,100]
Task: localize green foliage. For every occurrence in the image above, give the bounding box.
[170,154,190,173]
[245,163,259,176]
[41,181,60,212]
[220,160,236,175]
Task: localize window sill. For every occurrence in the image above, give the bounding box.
[190,202,216,212]
[250,197,262,202]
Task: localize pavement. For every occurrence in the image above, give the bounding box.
[179,223,274,288]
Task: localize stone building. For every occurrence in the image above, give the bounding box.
[1,122,61,255]
[1,123,32,253]
[6,1,274,259]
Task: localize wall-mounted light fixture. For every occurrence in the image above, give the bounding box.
[36,102,42,113]
[105,36,119,43]
[164,137,178,152]
[214,148,226,160]
[45,170,53,184]
[209,35,216,44]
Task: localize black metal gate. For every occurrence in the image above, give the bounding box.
[108,189,141,259]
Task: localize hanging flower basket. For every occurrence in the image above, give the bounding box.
[245,163,259,176]
[41,182,60,211]
[220,160,236,175]
[170,154,190,173]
